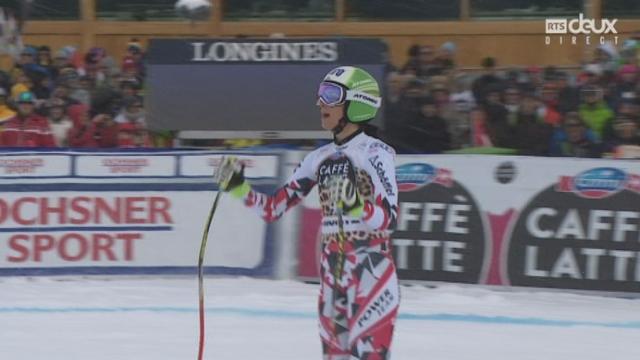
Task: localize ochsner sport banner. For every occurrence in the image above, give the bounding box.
[0,150,280,277]
[297,155,640,294]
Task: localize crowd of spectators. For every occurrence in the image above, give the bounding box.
[3,34,640,158]
[383,35,640,159]
[0,38,165,148]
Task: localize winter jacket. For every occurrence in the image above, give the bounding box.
[512,113,553,156]
[0,114,55,147]
[93,122,119,148]
[49,117,74,147]
[579,101,614,140]
[472,104,513,148]
[401,113,451,154]
[67,124,98,148]
[0,105,16,125]
[550,128,602,158]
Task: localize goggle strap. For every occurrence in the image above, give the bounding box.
[345,91,382,108]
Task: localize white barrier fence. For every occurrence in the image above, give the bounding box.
[0,150,281,276]
[1,149,639,294]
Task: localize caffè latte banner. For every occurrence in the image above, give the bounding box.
[297,155,640,294]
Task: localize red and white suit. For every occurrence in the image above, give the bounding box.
[236,130,400,359]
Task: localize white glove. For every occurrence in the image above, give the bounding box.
[213,156,245,192]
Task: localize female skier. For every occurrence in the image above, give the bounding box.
[214,66,399,360]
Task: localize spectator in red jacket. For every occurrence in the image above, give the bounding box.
[0,92,55,147]
[67,103,96,147]
[117,122,153,148]
[67,111,119,148]
[67,103,90,128]
[540,82,562,126]
[67,106,97,147]
[93,112,119,148]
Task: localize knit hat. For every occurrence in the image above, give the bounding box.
[17,91,35,103]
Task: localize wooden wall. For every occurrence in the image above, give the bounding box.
[8,0,640,70]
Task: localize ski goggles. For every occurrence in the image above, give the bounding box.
[317,81,381,108]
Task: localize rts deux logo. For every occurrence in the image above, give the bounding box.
[545,13,619,46]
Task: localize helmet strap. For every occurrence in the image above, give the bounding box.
[331,116,348,136]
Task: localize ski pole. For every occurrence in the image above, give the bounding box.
[197,190,223,360]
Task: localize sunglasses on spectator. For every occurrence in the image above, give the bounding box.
[317,81,381,108]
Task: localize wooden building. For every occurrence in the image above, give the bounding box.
[7,0,640,69]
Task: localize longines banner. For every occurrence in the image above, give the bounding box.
[146,38,386,64]
[297,155,640,294]
[146,38,388,133]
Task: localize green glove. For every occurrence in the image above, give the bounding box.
[336,176,364,218]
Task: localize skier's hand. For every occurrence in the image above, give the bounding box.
[213,157,249,197]
[330,176,364,218]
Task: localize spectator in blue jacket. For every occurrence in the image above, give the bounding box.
[550,112,602,158]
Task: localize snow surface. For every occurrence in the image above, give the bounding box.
[1,276,640,360]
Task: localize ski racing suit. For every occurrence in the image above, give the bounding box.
[236,130,399,359]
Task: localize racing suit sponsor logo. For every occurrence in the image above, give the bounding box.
[368,155,394,196]
[317,154,355,185]
[356,289,395,329]
[368,141,394,154]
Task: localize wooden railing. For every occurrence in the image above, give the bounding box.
[9,0,640,68]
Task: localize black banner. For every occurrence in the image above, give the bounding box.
[392,163,487,283]
[508,167,640,292]
[146,38,388,133]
